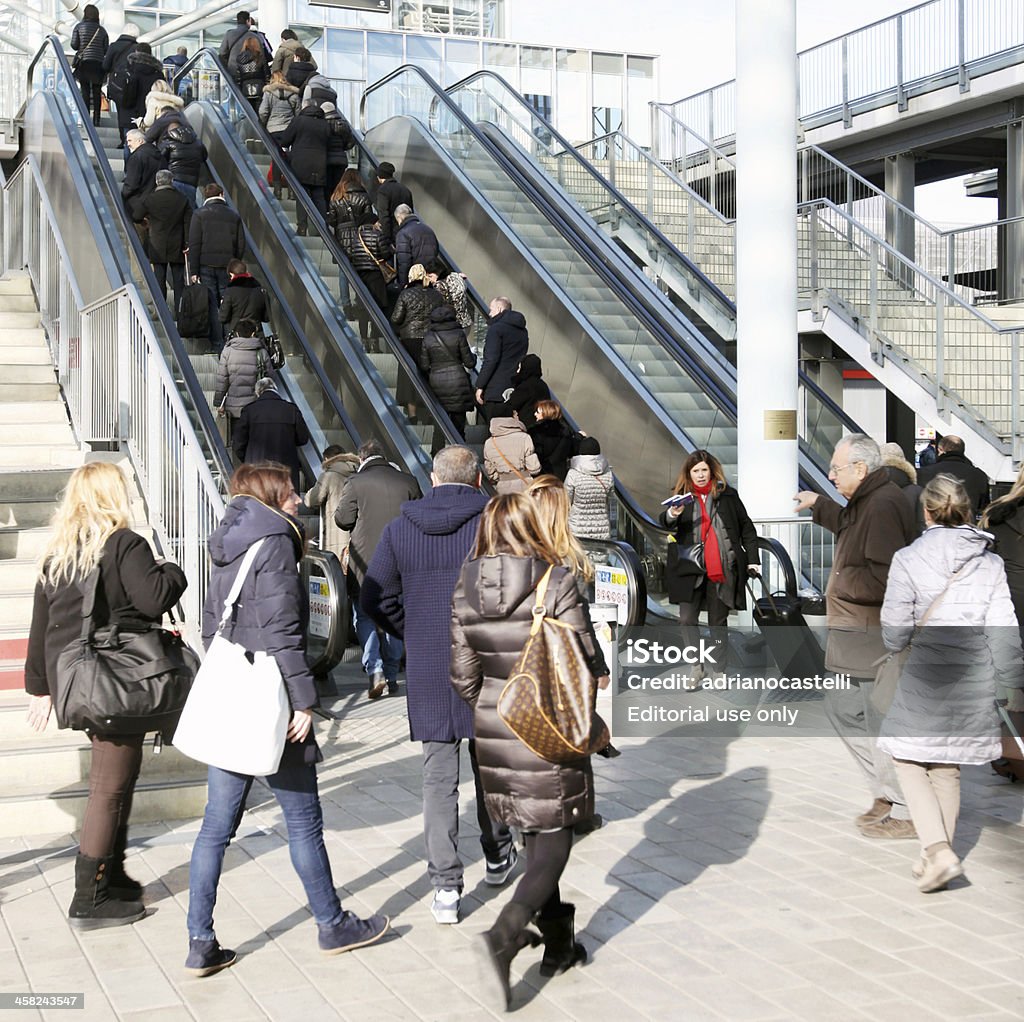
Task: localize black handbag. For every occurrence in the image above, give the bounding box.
[53,567,199,736]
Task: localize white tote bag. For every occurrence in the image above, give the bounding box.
[172,540,291,776]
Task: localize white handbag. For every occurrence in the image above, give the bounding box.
[172,539,291,776]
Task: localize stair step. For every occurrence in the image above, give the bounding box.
[0,401,68,424]
[0,590,33,629]
[0,422,75,444]
[0,560,42,588]
[0,345,52,365]
[0,468,73,500]
[0,499,59,528]
[0,294,39,313]
[0,275,33,295]
[0,527,52,559]
[0,311,41,328]
[0,445,83,468]
[0,327,47,345]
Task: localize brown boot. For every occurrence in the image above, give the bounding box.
[859,817,917,840]
[855,797,893,828]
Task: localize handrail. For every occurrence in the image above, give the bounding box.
[663,0,1024,143]
[579,538,649,627]
[175,48,464,461]
[27,35,233,483]
[362,64,739,438]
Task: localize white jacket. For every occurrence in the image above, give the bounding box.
[142,89,184,129]
[878,525,1024,764]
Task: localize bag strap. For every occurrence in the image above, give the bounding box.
[530,566,555,636]
[494,441,529,484]
[915,567,961,631]
[78,567,103,641]
[218,539,266,630]
[358,227,388,273]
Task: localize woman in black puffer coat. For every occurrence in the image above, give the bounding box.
[327,169,373,312]
[451,494,609,1011]
[390,265,444,421]
[418,304,475,437]
[71,5,109,126]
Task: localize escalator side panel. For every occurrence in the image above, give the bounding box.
[366,115,684,512]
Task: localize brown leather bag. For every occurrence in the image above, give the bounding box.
[497,566,609,763]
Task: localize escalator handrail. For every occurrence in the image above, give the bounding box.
[361,66,739,436]
[28,35,233,481]
[448,70,736,315]
[174,48,466,452]
[191,105,362,462]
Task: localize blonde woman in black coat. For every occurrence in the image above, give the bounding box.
[451,494,608,1010]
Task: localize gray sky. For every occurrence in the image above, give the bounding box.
[510,0,996,225]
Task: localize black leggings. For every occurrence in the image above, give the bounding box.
[79,733,145,858]
[511,827,573,919]
[75,61,104,122]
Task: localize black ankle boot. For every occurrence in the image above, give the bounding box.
[107,825,144,901]
[536,903,587,976]
[475,901,541,1011]
[68,855,146,930]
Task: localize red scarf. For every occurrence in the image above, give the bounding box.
[692,482,725,583]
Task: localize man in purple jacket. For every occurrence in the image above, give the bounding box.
[360,446,517,925]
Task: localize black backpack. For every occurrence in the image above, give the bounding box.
[256,334,285,375]
[237,58,265,100]
[177,282,210,338]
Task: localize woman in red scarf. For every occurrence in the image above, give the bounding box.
[660,450,759,684]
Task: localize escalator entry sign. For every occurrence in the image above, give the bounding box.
[594,565,629,625]
[309,579,331,638]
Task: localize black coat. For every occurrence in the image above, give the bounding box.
[390,284,445,342]
[122,52,167,122]
[25,529,187,702]
[324,111,354,164]
[203,495,319,766]
[987,500,1024,636]
[343,222,387,277]
[374,177,414,247]
[102,35,137,104]
[278,106,331,187]
[219,26,259,74]
[121,142,165,220]
[327,189,373,252]
[505,353,549,427]
[285,59,317,92]
[529,418,575,480]
[334,458,422,586]
[451,555,608,830]
[188,198,245,270]
[917,452,990,514]
[233,391,309,488]
[477,309,529,401]
[138,185,191,264]
[157,123,207,187]
[71,20,109,65]
[418,307,475,412]
[219,275,269,334]
[660,484,759,609]
[394,214,439,288]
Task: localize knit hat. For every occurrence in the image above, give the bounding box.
[577,437,601,456]
[122,22,141,38]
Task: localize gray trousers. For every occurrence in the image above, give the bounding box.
[824,675,910,819]
[422,739,512,891]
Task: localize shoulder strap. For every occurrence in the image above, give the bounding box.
[530,566,555,635]
[218,539,266,630]
[358,227,386,270]
[917,566,961,630]
[78,567,103,641]
[494,441,529,484]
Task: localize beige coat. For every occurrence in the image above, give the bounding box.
[304,452,360,558]
[483,417,541,494]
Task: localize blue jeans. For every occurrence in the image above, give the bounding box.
[353,601,402,680]
[186,761,344,941]
[172,179,198,211]
[199,266,229,351]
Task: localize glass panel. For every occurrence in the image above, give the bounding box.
[484,42,517,68]
[367,30,404,85]
[593,52,623,77]
[556,48,588,142]
[626,62,655,146]
[521,46,552,69]
[451,0,483,35]
[407,34,442,80]
[445,39,481,86]
[326,29,365,81]
[483,0,505,37]
[627,55,654,78]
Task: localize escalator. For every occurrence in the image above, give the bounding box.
[360,66,839,518]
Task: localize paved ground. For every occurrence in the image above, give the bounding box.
[3,664,1024,1022]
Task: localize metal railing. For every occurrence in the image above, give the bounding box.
[3,157,224,641]
[0,48,28,141]
[592,116,1023,454]
[663,0,1024,144]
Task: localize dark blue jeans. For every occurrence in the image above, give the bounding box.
[199,266,229,351]
[186,761,344,941]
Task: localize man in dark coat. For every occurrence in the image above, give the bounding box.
[916,435,990,515]
[102,22,140,144]
[373,162,414,252]
[219,259,270,337]
[121,129,164,223]
[278,100,331,236]
[188,183,246,351]
[218,10,258,75]
[138,169,191,310]
[795,433,918,839]
[335,439,421,699]
[394,206,439,289]
[233,378,309,488]
[361,446,516,924]
[121,44,166,128]
[284,47,317,91]
[475,297,529,422]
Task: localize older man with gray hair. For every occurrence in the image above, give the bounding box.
[394,203,439,288]
[138,168,192,311]
[795,434,918,838]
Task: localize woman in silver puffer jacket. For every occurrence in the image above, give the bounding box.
[879,474,1024,893]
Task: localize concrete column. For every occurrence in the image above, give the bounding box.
[884,152,916,267]
[257,0,288,57]
[1002,104,1024,302]
[735,0,798,517]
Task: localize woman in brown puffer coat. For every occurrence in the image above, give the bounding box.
[451,494,608,1011]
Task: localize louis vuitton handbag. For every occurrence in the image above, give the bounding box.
[497,566,610,763]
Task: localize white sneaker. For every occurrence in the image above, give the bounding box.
[430,888,460,925]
